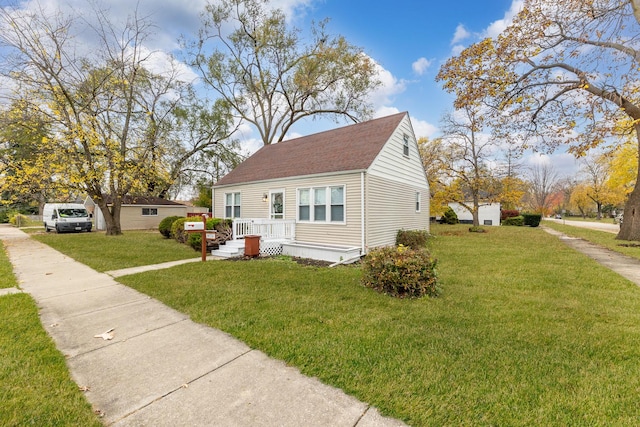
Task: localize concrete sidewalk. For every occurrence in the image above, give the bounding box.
[0,225,405,427]
[542,226,640,287]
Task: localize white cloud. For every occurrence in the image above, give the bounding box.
[367,59,407,107]
[451,24,470,45]
[483,0,524,39]
[412,57,432,76]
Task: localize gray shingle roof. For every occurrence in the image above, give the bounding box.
[215,112,407,186]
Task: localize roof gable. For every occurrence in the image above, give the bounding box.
[215,112,408,186]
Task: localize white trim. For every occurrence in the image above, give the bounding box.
[269,189,285,219]
[361,171,366,255]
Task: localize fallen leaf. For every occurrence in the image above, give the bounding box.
[79,385,90,392]
[181,383,189,389]
[50,323,59,327]
[45,272,52,275]
[94,328,114,340]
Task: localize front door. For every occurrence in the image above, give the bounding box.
[270,190,284,219]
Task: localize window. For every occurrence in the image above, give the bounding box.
[403,134,410,157]
[313,188,326,221]
[298,185,345,222]
[225,192,241,218]
[298,189,310,221]
[142,208,158,216]
[330,186,344,222]
[415,192,421,212]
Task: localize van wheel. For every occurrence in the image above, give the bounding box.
[44,223,50,232]
[55,225,61,233]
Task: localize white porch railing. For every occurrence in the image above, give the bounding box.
[233,218,296,240]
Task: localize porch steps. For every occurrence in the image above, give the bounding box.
[211,240,245,258]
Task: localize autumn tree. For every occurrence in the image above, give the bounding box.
[188,0,381,146]
[570,184,595,218]
[438,105,501,226]
[418,137,449,216]
[0,4,233,234]
[579,154,623,219]
[0,100,61,212]
[437,0,640,240]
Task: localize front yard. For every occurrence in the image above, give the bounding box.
[4,224,640,425]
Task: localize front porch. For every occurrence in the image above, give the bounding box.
[210,218,362,262]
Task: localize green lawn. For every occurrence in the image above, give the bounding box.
[0,250,100,425]
[0,241,17,289]
[10,224,640,425]
[31,229,201,271]
[543,220,640,261]
[113,224,640,426]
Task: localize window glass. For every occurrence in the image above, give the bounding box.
[403,135,410,156]
[225,192,241,218]
[298,189,310,221]
[330,186,344,222]
[416,192,421,212]
[313,188,326,221]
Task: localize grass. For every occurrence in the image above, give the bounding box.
[0,249,100,425]
[13,224,640,424]
[543,220,640,261]
[108,224,640,426]
[31,229,201,271]
[0,241,18,289]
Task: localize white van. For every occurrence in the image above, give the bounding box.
[43,203,92,233]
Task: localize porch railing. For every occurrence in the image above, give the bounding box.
[233,218,296,240]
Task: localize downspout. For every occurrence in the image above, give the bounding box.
[211,187,215,218]
[361,171,366,255]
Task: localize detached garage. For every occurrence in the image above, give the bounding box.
[85,196,189,231]
[448,203,501,226]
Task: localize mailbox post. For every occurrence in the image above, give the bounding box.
[184,215,208,262]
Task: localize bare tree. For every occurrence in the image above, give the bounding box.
[439,105,500,227]
[525,163,559,215]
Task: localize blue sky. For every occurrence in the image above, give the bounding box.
[4,0,577,174]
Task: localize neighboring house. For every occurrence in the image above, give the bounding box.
[448,202,501,226]
[211,112,430,262]
[85,196,190,231]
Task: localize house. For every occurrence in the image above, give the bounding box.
[211,112,430,262]
[85,196,191,231]
[448,202,501,226]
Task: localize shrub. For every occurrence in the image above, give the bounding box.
[502,215,524,226]
[159,216,183,238]
[522,213,542,227]
[501,209,520,221]
[9,213,29,227]
[171,217,202,243]
[362,245,438,298]
[440,207,459,224]
[396,229,430,249]
[468,226,486,233]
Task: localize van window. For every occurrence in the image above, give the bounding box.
[58,209,88,218]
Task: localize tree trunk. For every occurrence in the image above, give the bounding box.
[616,124,640,241]
[95,198,123,236]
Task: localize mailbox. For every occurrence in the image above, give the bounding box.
[184,222,205,231]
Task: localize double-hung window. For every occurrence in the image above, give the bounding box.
[298,185,345,222]
[142,208,158,216]
[415,192,421,212]
[225,192,241,218]
[403,134,410,157]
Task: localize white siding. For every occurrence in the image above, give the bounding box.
[449,202,501,226]
[213,173,363,247]
[365,174,430,249]
[367,115,429,190]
